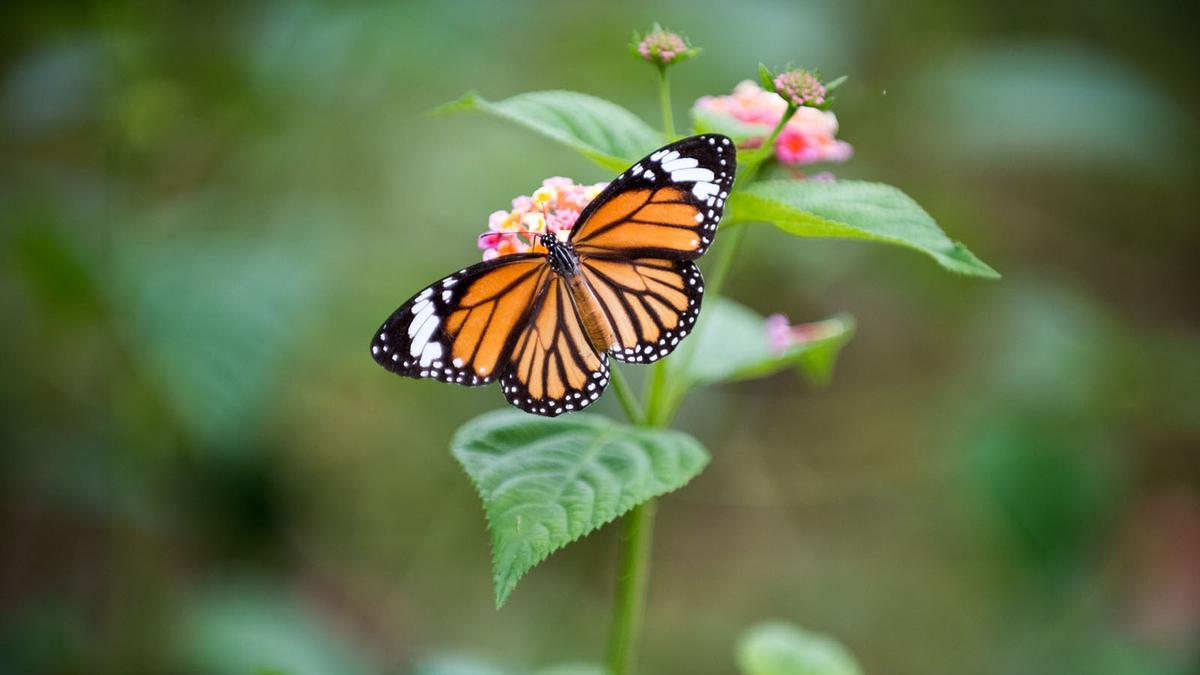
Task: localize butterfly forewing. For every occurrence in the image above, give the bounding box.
[370,254,550,385]
[570,134,735,260]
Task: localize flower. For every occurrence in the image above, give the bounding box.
[695,80,853,166]
[632,25,699,67]
[765,313,841,352]
[773,69,826,108]
[477,177,608,260]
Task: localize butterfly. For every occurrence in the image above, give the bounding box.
[370,134,735,416]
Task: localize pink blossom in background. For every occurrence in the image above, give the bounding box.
[773,69,826,107]
[695,80,852,166]
[477,177,607,260]
[635,28,693,66]
[766,313,841,352]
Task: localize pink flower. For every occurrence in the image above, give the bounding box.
[633,26,697,67]
[695,80,853,166]
[773,69,826,107]
[477,177,608,260]
[766,313,841,352]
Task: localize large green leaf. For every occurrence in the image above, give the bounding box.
[114,229,329,449]
[737,622,863,675]
[726,180,999,278]
[671,298,854,387]
[533,664,607,675]
[174,583,371,675]
[413,655,510,675]
[438,90,665,171]
[452,410,709,607]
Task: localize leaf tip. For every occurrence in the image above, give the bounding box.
[945,241,1001,279]
[430,91,481,116]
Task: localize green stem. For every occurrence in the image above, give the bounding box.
[605,498,657,675]
[642,361,669,426]
[657,67,675,138]
[609,366,645,426]
[603,60,683,675]
[737,103,796,186]
[706,222,747,297]
[606,360,662,675]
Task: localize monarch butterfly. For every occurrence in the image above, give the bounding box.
[370,134,735,416]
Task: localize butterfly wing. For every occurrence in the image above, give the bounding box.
[569,134,735,260]
[370,254,551,384]
[567,134,733,364]
[576,256,703,364]
[500,275,610,416]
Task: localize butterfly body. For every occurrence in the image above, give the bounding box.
[541,233,618,353]
[371,134,736,416]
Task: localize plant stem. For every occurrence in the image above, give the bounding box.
[657,67,675,139]
[737,103,796,186]
[642,361,669,426]
[707,222,747,297]
[605,498,657,675]
[603,61,682,675]
[609,366,646,426]
[606,359,661,675]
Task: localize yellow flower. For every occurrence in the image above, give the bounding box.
[521,212,547,233]
[532,186,555,209]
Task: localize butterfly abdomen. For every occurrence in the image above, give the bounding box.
[565,273,618,353]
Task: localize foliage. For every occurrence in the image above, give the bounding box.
[451,411,709,607]
[736,622,863,675]
[438,72,994,609]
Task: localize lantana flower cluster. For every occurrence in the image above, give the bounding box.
[696,80,852,165]
[478,177,607,261]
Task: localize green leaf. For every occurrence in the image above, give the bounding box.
[671,298,854,387]
[533,664,607,675]
[737,622,863,675]
[413,655,511,675]
[114,229,330,449]
[758,63,776,92]
[726,180,999,278]
[823,75,848,92]
[452,410,709,607]
[175,583,371,675]
[437,91,665,172]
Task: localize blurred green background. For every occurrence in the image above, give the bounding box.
[2,1,1198,674]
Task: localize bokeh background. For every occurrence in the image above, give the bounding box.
[2,1,1198,674]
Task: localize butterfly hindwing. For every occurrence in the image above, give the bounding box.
[578,256,703,364]
[500,276,610,416]
[370,254,551,385]
[569,134,735,260]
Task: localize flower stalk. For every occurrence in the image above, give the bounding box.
[657,68,675,139]
[605,499,657,675]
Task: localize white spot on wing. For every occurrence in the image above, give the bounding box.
[671,167,715,183]
[693,181,720,200]
[661,157,698,172]
[408,305,436,338]
[409,314,439,357]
